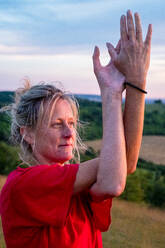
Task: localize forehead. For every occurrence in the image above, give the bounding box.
[51,98,74,120]
[41,98,76,126]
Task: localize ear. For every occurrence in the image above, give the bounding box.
[20,126,35,145]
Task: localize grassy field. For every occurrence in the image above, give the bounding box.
[0,175,7,248]
[1,175,165,248]
[102,198,165,248]
[0,220,5,248]
[86,135,165,165]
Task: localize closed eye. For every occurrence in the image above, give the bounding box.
[51,122,62,128]
[68,121,76,127]
[51,119,76,128]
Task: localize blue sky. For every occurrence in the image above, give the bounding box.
[0,0,165,98]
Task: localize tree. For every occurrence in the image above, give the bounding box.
[0,142,19,175]
[149,179,165,207]
[120,171,144,202]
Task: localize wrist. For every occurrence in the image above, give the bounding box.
[125,77,146,89]
[101,87,122,100]
[101,89,122,108]
[124,82,147,94]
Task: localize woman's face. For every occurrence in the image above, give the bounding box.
[33,98,76,165]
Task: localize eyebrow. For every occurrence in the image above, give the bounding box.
[51,117,75,122]
[68,117,75,121]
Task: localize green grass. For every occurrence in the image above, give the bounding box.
[102,198,165,248]
[0,175,6,247]
[0,220,5,248]
[145,102,165,114]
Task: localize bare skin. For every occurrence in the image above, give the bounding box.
[75,47,127,200]
[106,10,152,173]
[75,10,152,196]
[107,10,152,88]
[20,99,76,165]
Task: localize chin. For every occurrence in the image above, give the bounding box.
[56,153,73,164]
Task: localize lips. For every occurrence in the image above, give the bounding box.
[59,144,72,147]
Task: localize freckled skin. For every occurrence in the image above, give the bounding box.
[33,99,76,165]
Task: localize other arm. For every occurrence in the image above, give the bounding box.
[106,10,152,174]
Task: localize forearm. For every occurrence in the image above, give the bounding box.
[73,158,99,194]
[123,84,146,174]
[91,89,127,200]
[103,10,152,175]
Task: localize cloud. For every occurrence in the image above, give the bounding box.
[0,0,165,98]
[0,46,165,98]
[0,13,21,23]
[0,43,93,56]
[0,0,164,49]
[0,30,22,45]
[44,1,122,22]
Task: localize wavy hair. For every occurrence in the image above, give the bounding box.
[2,79,86,166]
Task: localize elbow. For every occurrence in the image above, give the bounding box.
[103,183,126,198]
[127,160,137,174]
[90,181,126,201]
[108,184,125,197]
[127,166,136,175]
[126,151,139,174]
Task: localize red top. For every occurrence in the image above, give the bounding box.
[0,164,112,248]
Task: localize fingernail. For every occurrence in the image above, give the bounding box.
[94,46,98,53]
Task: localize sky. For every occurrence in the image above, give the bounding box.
[0,0,165,98]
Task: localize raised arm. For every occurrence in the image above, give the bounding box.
[83,49,127,202]
[74,47,127,200]
[106,10,152,174]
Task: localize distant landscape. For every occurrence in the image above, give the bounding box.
[0,91,165,247]
[86,136,165,165]
[75,94,165,104]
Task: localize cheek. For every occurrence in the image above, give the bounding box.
[36,131,58,150]
[72,130,76,145]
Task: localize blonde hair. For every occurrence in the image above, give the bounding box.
[3,79,86,166]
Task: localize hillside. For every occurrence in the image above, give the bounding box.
[85,135,165,165]
[102,198,165,248]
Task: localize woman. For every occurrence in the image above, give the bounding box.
[0,10,152,248]
[0,65,127,248]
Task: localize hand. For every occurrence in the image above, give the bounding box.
[106,10,152,88]
[92,46,125,94]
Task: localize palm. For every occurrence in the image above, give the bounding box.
[93,46,125,92]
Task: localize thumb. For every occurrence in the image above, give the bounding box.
[92,46,101,72]
[115,39,121,54]
[106,42,117,62]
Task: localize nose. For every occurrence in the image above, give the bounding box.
[63,124,73,138]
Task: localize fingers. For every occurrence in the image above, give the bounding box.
[144,24,152,50]
[115,39,121,54]
[127,10,135,42]
[120,15,128,46]
[106,42,117,61]
[134,12,143,42]
[120,10,144,44]
[92,46,101,72]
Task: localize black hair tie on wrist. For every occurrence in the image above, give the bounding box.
[124,82,147,94]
